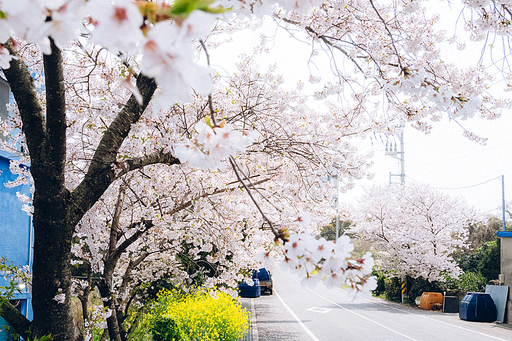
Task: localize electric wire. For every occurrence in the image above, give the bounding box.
[405,175,501,190]
[407,139,512,171]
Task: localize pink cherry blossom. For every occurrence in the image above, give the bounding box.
[87,0,144,54]
[141,20,213,109]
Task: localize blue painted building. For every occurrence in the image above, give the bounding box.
[0,76,33,339]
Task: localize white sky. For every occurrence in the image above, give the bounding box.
[210,2,512,219]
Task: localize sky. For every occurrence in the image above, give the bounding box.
[350,114,512,217]
[210,2,512,220]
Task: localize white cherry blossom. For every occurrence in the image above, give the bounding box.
[141,19,214,109]
[87,0,144,54]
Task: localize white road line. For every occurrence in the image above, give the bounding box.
[284,272,418,340]
[289,274,507,341]
[343,289,510,341]
[416,314,509,341]
[275,289,320,341]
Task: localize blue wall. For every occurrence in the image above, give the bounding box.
[0,150,33,340]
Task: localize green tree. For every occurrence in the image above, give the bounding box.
[319,218,354,241]
[478,239,500,282]
[454,216,504,283]
[466,216,504,250]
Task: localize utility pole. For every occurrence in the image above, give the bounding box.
[384,128,406,303]
[385,129,405,184]
[320,166,340,240]
[327,170,340,240]
[503,175,506,232]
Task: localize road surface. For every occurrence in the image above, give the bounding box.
[248,269,512,341]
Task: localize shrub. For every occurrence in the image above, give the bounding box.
[371,270,386,297]
[448,272,487,293]
[130,288,249,341]
[478,240,500,282]
[151,317,185,341]
[384,277,402,303]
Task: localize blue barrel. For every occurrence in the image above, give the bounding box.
[238,278,261,298]
[459,293,497,322]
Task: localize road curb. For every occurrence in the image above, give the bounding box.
[240,297,258,341]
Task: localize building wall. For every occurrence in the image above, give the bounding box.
[0,150,33,340]
[498,232,512,323]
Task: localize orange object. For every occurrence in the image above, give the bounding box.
[420,292,443,310]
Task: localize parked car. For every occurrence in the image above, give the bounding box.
[253,268,273,295]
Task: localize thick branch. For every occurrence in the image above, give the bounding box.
[43,39,67,185]
[0,298,32,340]
[2,41,46,164]
[69,74,157,225]
[108,177,270,262]
[114,151,180,179]
[110,220,153,262]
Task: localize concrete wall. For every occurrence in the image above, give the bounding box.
[499,232,512,323]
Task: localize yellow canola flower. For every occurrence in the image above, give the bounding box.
[143,287,249,341]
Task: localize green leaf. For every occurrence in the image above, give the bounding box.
[171,0,216,15]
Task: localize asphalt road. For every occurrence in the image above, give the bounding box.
[249,269,512,341]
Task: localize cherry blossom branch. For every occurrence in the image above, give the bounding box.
[70,73,157,223]
[113,151,180,180]
[229,156,288,243]
[200,39,218,127]
[368,0,404,71]
[109,184,126,254]
[108,176,271,262]
[303,25,366,75]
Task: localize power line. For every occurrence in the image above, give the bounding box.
[408,139,512,170]
[406,175,501,190]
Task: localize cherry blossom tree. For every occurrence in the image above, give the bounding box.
[0,0,507,340]
[351,183,474,282]
[66,51,380,339]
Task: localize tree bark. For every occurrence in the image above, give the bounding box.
[0,299,31,340]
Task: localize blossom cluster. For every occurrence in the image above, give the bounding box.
[280,231,376,295]
[52,288,66,304]
[256,212,377,296]
[84,305,112,341]
[174,119,258,169]
[0,0,322,109]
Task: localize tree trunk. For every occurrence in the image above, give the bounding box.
[30,188,78,340]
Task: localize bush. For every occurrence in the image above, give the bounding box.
[447,272,487,293]
[131,288,249,341]
[371,270,386,297]
[478,240,500,282]
[455,238,500,283]
[384,277,402,303]
[151,317,184,341]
